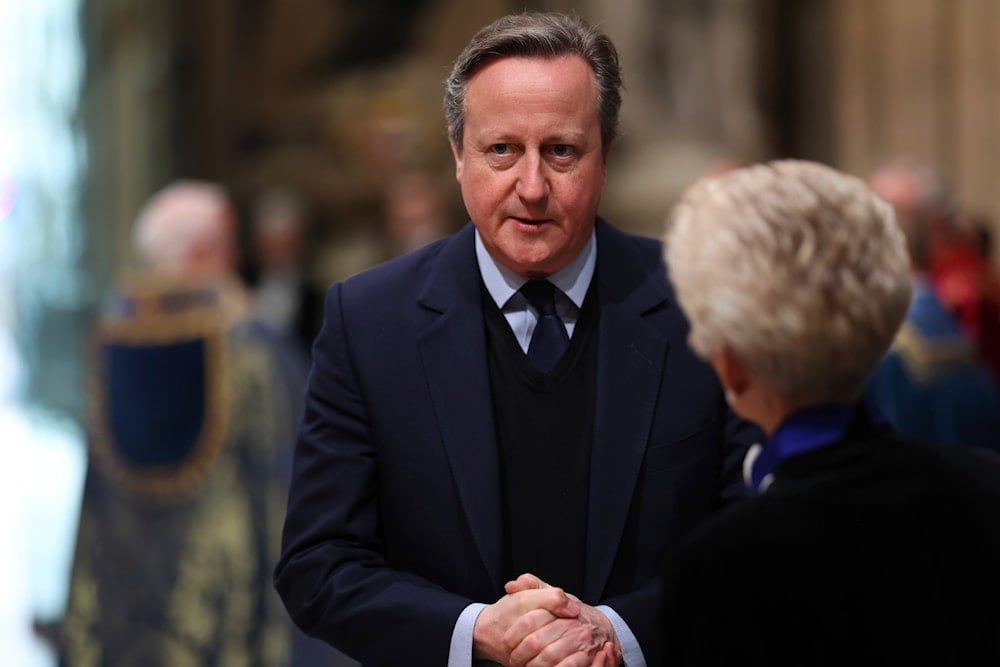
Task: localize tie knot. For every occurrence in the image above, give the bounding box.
[520,280,559,316]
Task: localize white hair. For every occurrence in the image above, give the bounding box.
[132,180,236,276]
[665,160,912,404]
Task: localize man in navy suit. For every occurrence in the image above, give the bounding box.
[274,12,760,667]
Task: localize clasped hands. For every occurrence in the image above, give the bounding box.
[473,573,622,667]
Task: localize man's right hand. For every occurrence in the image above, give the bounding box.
[473,574,622,666]
[473,582,581,663]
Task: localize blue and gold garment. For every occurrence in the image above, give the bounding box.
[61,279,306,666]
[866,276,1000,451]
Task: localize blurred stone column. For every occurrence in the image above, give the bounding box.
[574,0,773,236]
[832,0,1000,262]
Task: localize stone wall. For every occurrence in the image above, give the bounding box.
[82,0,1000,284]
[832,0,1000,259]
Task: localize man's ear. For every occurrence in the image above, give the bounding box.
[450,139,463,183]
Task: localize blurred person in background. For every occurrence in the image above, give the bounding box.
[933,207,1000,387]
[659,160,1000,665]
[866,163,1000,451]
[59,180,332,666]
[384,170,450,258]
[247,186,324,357]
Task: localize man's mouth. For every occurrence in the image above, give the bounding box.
[512,216,548,226]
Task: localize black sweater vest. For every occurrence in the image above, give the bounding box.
[482,282,598,595]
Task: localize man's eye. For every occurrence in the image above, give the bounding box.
[551,144,573,157]
[491,144,510,155]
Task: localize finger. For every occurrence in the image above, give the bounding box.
[505,572,549,594]
[586,643,615,667]
[502,608,558,657]
[605,642,622,666]
[589,650,608,667]
[505,585,580,619]
[518,620,605,667]
[596,642,619,667]
[505,614,572,665]
[550,650,601,667]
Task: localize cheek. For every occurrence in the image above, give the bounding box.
[556,172,602,213]
[462,171,508,216]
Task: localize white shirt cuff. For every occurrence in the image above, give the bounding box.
[597,604,646,667]
[448,603,487,667]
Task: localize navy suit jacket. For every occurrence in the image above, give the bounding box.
[275,219,760,666]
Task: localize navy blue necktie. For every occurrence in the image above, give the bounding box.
[520,280,569,372]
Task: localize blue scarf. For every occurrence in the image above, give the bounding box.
[745,404,861,494]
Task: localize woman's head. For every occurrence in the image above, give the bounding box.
[666,160,911,410]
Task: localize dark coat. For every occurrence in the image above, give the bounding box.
[275,219,761,665]
[661,414,1000,666]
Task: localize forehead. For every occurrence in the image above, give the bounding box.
[463,55,599,131]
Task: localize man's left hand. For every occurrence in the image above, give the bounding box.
[502,574,623,667]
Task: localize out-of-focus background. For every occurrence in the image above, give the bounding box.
[2,1,998,664]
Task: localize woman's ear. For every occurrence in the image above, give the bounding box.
[709,348,750,401]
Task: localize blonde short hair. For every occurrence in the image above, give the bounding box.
[665,160,912,405]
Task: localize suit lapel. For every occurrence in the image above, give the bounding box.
[414,221,672,598]
[584,221,671,601]
[417,225,505,589]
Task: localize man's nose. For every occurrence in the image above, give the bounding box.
[515,154,549,202]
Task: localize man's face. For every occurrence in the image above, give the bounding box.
[451,55,607,278]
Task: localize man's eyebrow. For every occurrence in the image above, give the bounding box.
[470,128,589,143]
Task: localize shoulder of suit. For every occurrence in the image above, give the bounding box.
[597,221,666,271]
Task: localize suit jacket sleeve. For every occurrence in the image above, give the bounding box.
[602,405,757,666]
[274,280,472,665]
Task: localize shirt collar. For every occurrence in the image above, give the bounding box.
[475,229,596,310]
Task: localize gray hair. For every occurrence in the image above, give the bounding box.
[444,11,623,154]
[665,160,912,405]
[133,180,236,275]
